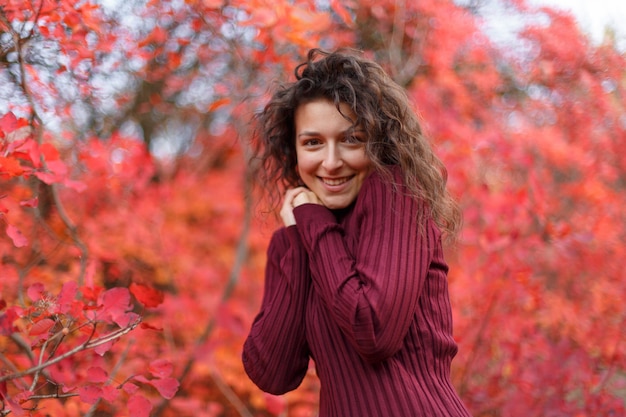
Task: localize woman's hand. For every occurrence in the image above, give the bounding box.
[280,187,322,227]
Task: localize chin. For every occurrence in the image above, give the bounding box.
[321,198,353,210]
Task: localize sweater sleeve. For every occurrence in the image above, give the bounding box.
[293,168,438,363]
[242,226,311,394]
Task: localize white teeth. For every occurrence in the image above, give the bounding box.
[323,177,350,186]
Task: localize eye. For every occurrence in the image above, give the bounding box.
[302,138,322,147]
[343,133,365,144]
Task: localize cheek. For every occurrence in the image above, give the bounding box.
[295,152,316,175]
[352,153,373,172]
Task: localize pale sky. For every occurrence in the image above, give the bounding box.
[459,0,626,51]
[530,0,626,46]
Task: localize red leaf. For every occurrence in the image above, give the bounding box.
[94,339,115,356]
[134,375,179,399]
[13,138,41,167]
[12,390,33,405]
[127,394,153,417]
[39,143,60,160]
[130,283,164,308]
[19,197,38,208]
[202,0,224,9]
[29,318,55,336]
[0,112,18,137]
[46,159,68,176]
[4,396,24,417]
[34,171,59,184]
[208,97,230,112]
[0,156,26,177]
[27,283,45,302]
[140,322,163,331]
[99,287,130,315]
[122,382,140,395]
[245,8,277,27]
[148,359,173,378]
[330,0,354,26]
[148,378,179,400]
[6,224,28,247]
[63,178,87,191]
[48,360,78,390]
[101,385,119,402]
[0,307,18,335]
[78,385,102,404]
[81,285,103,303]
[56,281,78,314]
[86,367,109,383]
[264,393,287,416]
[98,287,132,327]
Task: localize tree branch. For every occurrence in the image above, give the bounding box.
[210,369,254,417]
[7,0,90,287]
[0,318,141,383]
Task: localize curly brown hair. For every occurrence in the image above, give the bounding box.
[250,48,461,239]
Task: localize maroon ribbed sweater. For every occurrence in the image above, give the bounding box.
[243,167,471,416]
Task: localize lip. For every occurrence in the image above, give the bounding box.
[319,175,354,191]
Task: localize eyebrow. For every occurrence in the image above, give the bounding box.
[296,131,321,138]
[296,128,365,138]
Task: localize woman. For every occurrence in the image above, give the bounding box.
[243,48,471,416]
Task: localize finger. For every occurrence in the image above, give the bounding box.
[284,187,307,206]
[293,189,322,207]
[293,192,309,207]
[280,188,307,227]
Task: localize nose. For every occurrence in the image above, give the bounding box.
[322,144,343,171]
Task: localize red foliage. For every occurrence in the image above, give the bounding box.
[1,0,625,416]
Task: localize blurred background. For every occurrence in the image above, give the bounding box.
[1,0,624,415]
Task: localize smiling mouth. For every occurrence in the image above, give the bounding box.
[321,176,353,186]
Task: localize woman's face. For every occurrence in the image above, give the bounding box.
[294,99,373,210]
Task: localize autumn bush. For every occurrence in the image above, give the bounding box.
[1,0,625,416]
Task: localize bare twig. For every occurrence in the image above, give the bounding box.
[153,134,255,417]
[388,0,406,75]
[386,0,425,86]
[3,334,37,389]
[29,323,69,392]
[7,0,90,288]
[457,277,502,395]
[26,392,78,400]
[84,337,135,417]
[48,184,90,287]
[0,353,28,390]
[591,316,625,394]
[9,333,35,362]
[0,318,141,383]
[210,369,254,417]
